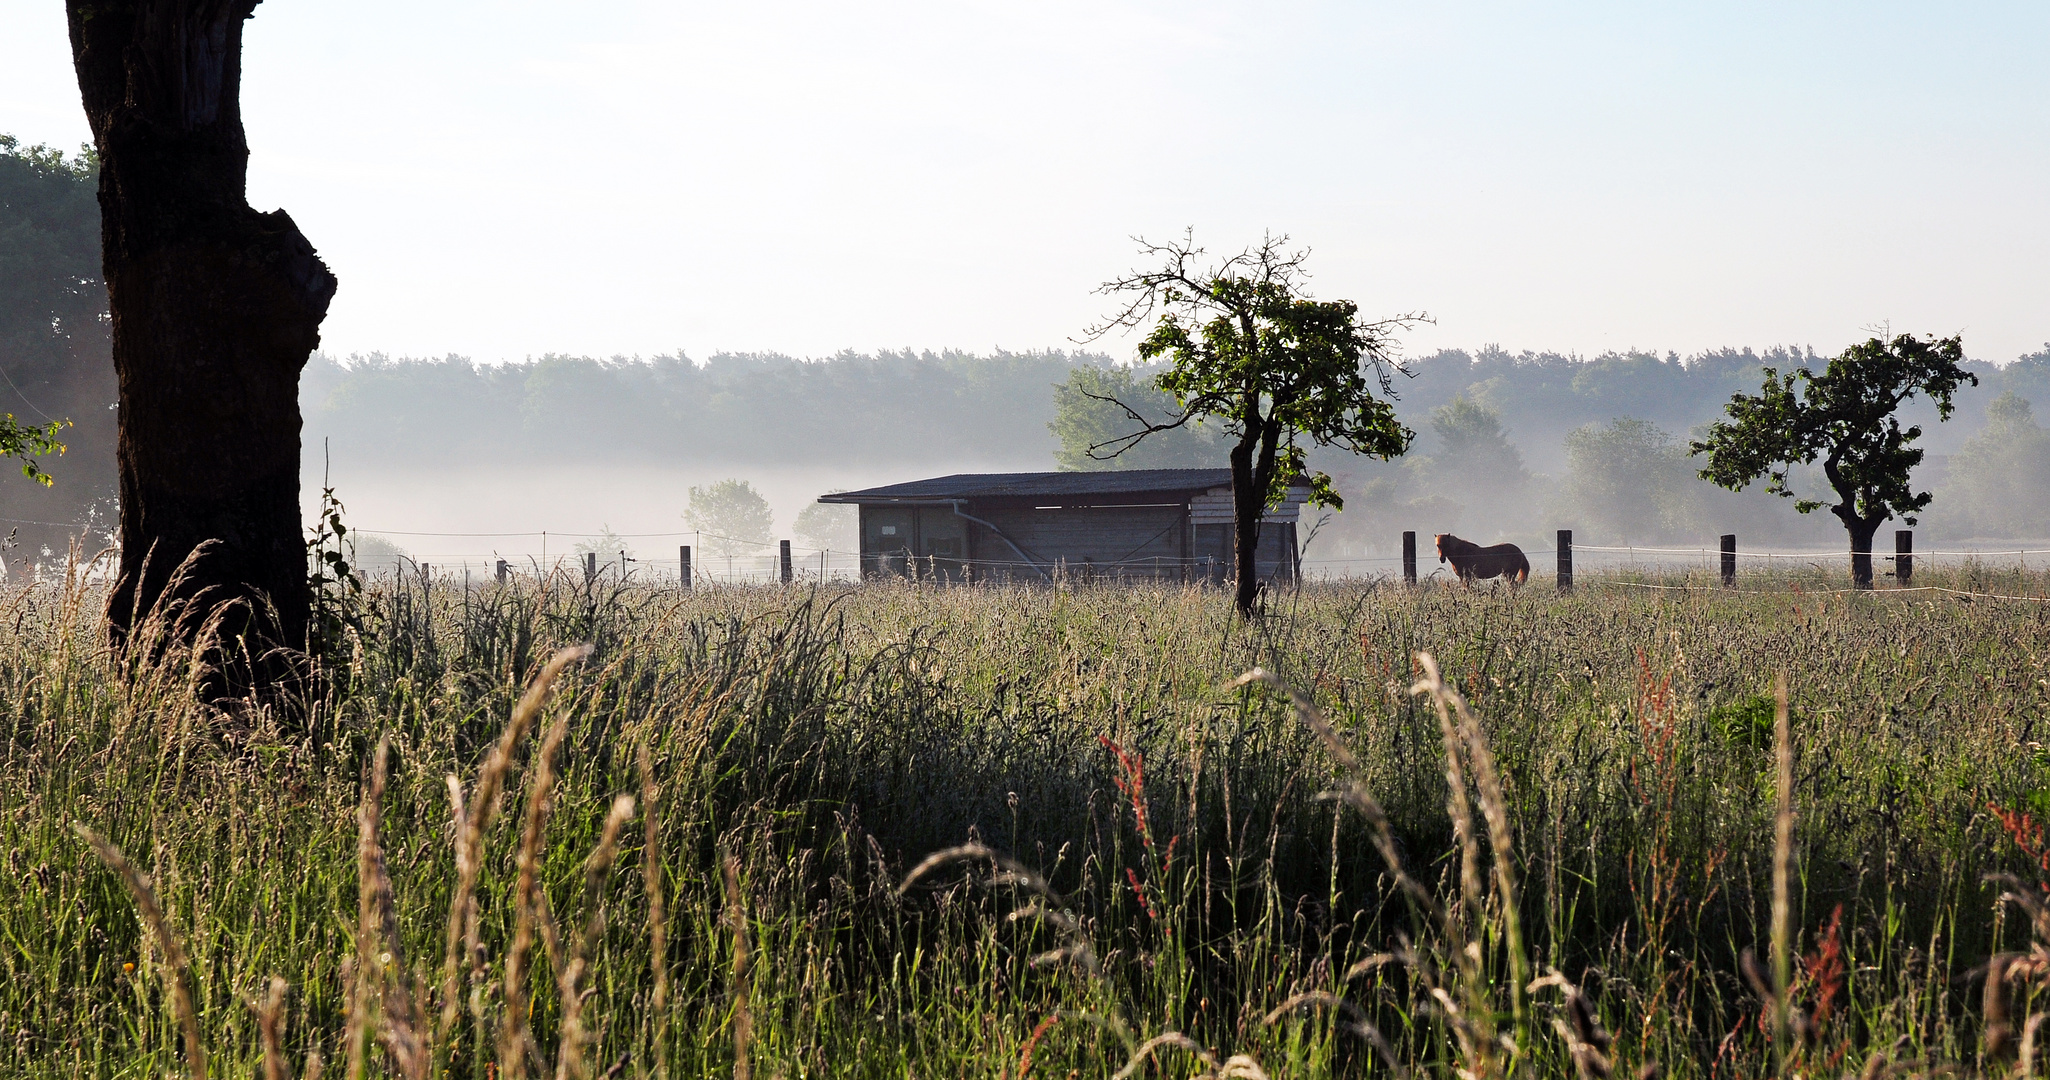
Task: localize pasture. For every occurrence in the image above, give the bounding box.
[3,565,2049,1077]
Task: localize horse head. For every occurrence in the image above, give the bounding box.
[1435,533,1454,563]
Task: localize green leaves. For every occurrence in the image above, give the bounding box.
[0,415,70,487]
[1091,233,1418,503]
[1692,334,1973,532]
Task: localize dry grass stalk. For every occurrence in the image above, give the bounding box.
[1984,954,2015,1061]
[438,644,592,1043]
[349,737,426,1080]
[1413,653,1529,1032]
[724,851,753,1080]
[72,823,205,1080]
[1771,670,1795,1074]
[501,713,572,1077]
[255,976,288,1080]
[639,742,670,1079]
[555,793,636,1080]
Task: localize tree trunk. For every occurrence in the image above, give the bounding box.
[1229,417,1282,618]
[1229,435,1261,617]
[67,1,335,661]
[1839,511,1884,589]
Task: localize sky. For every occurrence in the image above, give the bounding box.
[2,1,2046,366]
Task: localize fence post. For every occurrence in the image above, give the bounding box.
[1720,534,1736,587]
[680,545,692,591]
[1896,529,1913,585]
[1402,530,1417,585]
[421,562,431,580]
[780,539,793,584]
[496,559,508,584]
[1557,530,1573,593]
[584,552,597,583]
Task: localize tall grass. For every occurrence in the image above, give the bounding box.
[5,563,2050,1075]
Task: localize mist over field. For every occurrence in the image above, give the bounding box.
[293,342,2050,575]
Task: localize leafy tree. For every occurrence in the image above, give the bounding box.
[1404,396,1530,537]
[794,496,856,553]
[572,525,635,573]
[1560,418,1695,544]
[685,480,773,561]
[1935,392,2050,539]
[1049,365,1226,470]
[1085,232,1420,616]
[1692,333,1975,587]
[0,136,105,507]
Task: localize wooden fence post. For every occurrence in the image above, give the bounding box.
[780,539,793,584]
[584,552,597,583]
[680,545,692,591]
[1556,530,1573,593]
[1720,534,1736,587]
[1402,531,1417,585]
[1896,529,1913,585]
[496,559,508,584]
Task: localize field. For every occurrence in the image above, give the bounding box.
[4,564,2050,1078]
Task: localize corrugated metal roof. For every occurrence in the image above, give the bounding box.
[818,469,1235,503]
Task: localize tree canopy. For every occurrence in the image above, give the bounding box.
[1691,332,1975,586]
[1086,232,1419,614]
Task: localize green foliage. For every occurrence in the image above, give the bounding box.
[1707,693,1786,750]
[0,135,97,499]
[0,413,68,486]
[1935,391,2050,538]
[1559,417,1697,544]
[5,569,2048,1074]
[793,495,855,551]
[1102,235,1415,512]
[304,481,363,657]
[0,134,100,344]
[1692,333,1975,533]
[684,478,773,558]
[1048,365,1226,470]
[1404,396,1531,528]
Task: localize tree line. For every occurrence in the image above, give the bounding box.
[11,128,2050,582]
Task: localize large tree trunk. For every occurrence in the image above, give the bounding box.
[67,1,335,660]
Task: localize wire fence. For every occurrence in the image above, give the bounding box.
[329,522,2050,597]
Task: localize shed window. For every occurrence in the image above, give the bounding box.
[880,525,897,535]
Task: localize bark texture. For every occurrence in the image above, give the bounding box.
[1230,412,1281,618]
[67,0,334,652]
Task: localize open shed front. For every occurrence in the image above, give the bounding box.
[818,469,1306,584]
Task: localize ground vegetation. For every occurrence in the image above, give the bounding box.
[8,567,2050,1076]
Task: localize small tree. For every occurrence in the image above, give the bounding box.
[684,480,773,566]
[1085,233,1420,616]
[1561,418,1697,544]
[572,525,634,574]
[1691,333,1975,587]
[794,496,856,553]
[1405,396,1530,537]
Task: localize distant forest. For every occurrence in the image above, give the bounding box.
[301,342,2050,550]
[8,133,2050,567]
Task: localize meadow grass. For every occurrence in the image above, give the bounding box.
[4,564,2050,1077]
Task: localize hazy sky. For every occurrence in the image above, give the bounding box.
[3,1,2046,365]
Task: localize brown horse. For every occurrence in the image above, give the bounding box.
[1436,533,1530,587]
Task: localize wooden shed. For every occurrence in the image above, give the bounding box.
[818,469,1309,583]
